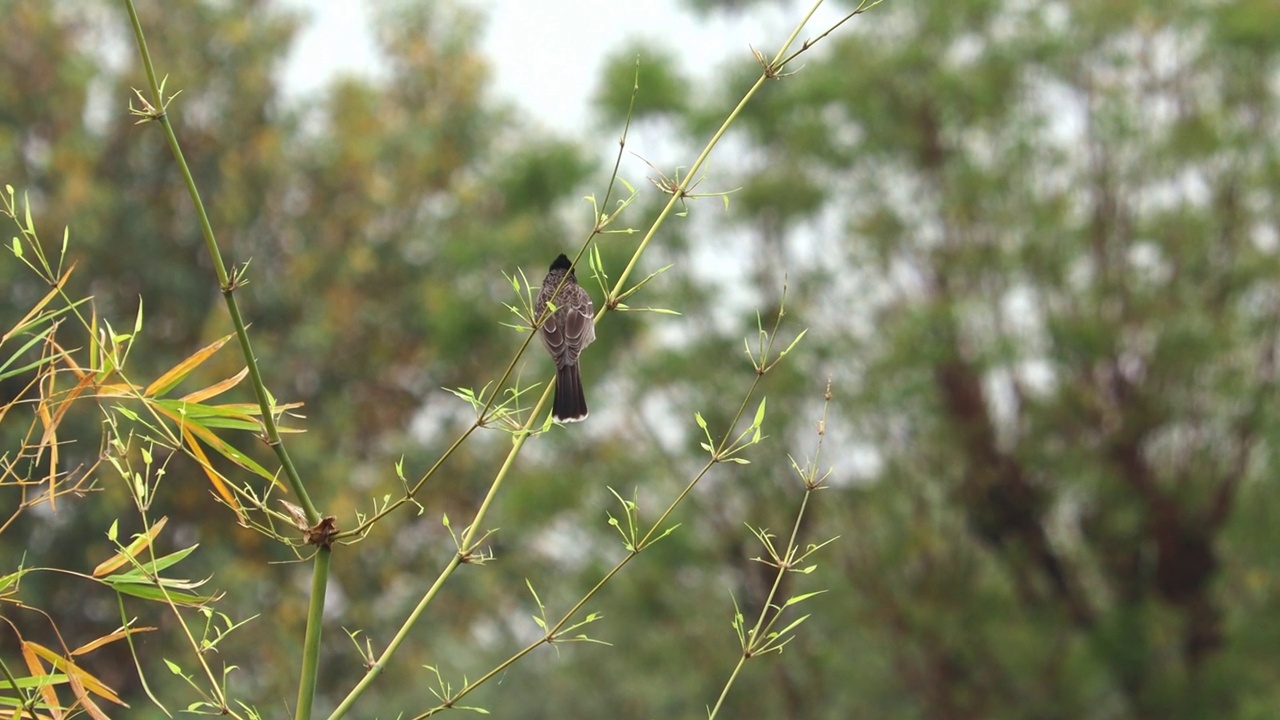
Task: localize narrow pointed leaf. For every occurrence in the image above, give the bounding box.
[178,366,248,404]
[158,406,276,484]
[93,517,169,578]
[26,642,125,706]
[66,670,113,719]
[144,331,235,397]
[106,545,199,581]
[20,640,63,718]
[110,582,215,606]
[179,425,242,511]
[72,626,157,656]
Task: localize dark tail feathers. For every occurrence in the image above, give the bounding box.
[553,364,588,422]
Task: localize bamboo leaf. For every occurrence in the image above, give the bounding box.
[154,404,276,484]
[780,590,828,609]
[106,545,199,581]
[179,366,248,403]
[66,670,112,719]
[1,264,73,344]
[93,517,169,578]
[180,425,242,511]
[155,398,260,432]
[110,582,215,606]
[144,331,235,397]
[26,642,125,706]
[71,626,157,656]
[20,640,62,718]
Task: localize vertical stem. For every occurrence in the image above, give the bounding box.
[295,549,332,720]
[121,3,329,717]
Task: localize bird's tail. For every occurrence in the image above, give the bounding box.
[553,364,588,422]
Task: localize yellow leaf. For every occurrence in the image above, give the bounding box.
[2,264,72,344]
[144,331,235,398]
[67,670,112,720]
[92,517,168,578]
[179,366,248,403]
[47,370,95,430]
[93,383,137,398]
[50,334,90,382]
[89,303,99,374]
[36,382,58,512]
[72,626,157,656]
[154,403,280,488]
[20,641,63,719]
[181,425,243,513]
[25,643,125,707]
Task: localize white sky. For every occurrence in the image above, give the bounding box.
[282,0,837,132]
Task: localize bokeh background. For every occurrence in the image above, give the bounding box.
[4,0,1280,718]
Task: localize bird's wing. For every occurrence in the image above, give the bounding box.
[562,291,596,360]
[539,310,566,360]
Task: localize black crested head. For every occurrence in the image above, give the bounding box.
[550,254,572,272]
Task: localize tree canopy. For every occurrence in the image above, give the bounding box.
[3,0,1280,718]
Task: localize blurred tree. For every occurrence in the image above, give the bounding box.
[13,0,1280,718]
[554,0,1280,718]
[0,0,598,714]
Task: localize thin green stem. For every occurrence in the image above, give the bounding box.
[405,450,722,717]
[137,513,227,708]
[708,379,834,719]
[638,460,717,548]
[407,561,640,719]
[116,593,168,714]
[294,549,332,720]
[121,0,317,523]
[121,4,329,719]
[337,422,481,539]
[0,656,34,720]
[602,0,825,311]
[326,552,458,719]
[748,490,812,645]
[707,657,747,720]
[707,488,815,720]
[326,387,551,720]
[602,77,759,306]
[121,2,226,287]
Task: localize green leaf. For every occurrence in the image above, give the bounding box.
[781,590,828,608]
[106,544,200,581]
[132,295,144,335]
[778,328,808,359]
[768,613,812,641]
[0,325,55,380]
[110,582,215,606]
[0,567,27,595]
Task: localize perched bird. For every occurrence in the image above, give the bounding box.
[535,253,596,422]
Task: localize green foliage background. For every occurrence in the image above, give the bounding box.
[4,0,1280,718]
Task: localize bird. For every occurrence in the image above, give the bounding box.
[535,253,596,423]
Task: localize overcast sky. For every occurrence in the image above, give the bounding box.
[282,1,838,132]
